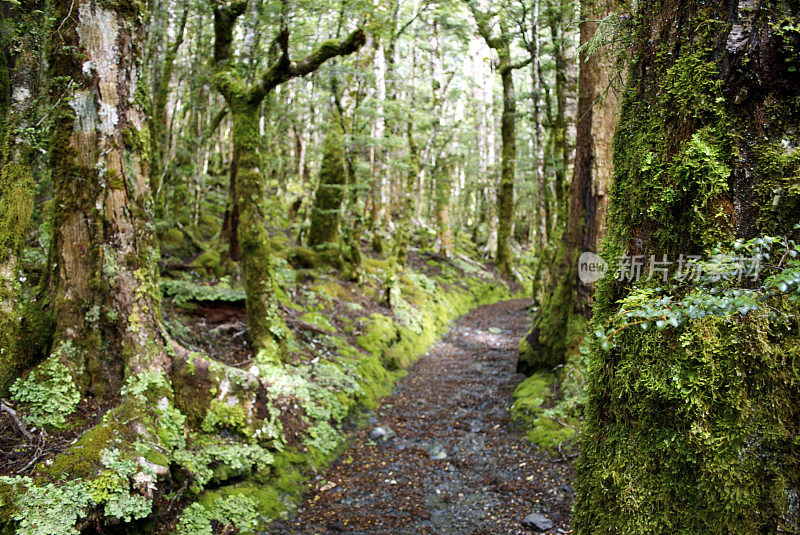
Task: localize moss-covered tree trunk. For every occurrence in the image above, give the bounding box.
[0,0,42,394]
[435,163,453,258]
[518,0,620,373]
[212,2,365,359]
[468,7,531,275]
[308,121,347,248]
[496,66,517,275]
[393,124,421,270]
[47,0,170,399]
[228,98,288,361]
[574,0,800,531]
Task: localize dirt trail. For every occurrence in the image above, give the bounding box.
[270,299,574,534]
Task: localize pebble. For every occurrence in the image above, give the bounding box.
[369,426,396,442]
[522,512,554,531]
[427,444,448,460]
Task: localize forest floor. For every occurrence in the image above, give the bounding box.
[269,299,575,535]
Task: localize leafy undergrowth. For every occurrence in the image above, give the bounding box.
[0,238,527,535]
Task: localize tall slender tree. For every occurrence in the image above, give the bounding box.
[517,0,620,373]
[468,4,531,275]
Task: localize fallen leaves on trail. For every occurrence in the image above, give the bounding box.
[270,298,575,535]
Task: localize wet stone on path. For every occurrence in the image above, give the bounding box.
[268,299,574,534]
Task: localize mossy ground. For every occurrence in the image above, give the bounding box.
[0,242,521,534]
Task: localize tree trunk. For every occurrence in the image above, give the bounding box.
[435,163,453,258]
[496,67,517,275]
[394,124,421,269]
[228,99,287,360]
[308,121,347,248]
[0,0,43,394]
[574,0,800,531]
[518,0,620,374]
[47,0,170,398]
[547,0,571,213]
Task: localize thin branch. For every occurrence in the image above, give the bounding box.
[0,400,35,442]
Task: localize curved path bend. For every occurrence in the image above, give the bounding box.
[270,299,574,535]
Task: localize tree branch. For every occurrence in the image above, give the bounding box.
[213,1,249,65]
[248,28,366,104]
[502,56,534,73]
[1,400,34,441]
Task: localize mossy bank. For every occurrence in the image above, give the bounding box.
[0,247,520,535]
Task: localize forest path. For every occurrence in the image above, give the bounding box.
[269,299,574,535]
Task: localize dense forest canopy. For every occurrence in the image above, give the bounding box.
[0,0,798,533]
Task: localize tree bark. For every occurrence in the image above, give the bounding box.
[47,0,170,398]
[518,0,620,374]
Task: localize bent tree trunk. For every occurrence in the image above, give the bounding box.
[574,0,800,532]
[46,0,170,399]
[517,0,620,373]
[212,2,365,359]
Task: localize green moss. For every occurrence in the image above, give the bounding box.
[160,227,185,248]
[573,5,800,532]
[298,312,335,333]
[356,313,399,359]
[191,250,224,278]
[512,373,554,416]
[0,162,34,265]
[40,399,147,479]
[307,121,346,249]
[606,20,735,254]
[511,373,578,452]
[524,415,576,450]
[311,280,348,300]
[0,299,53,396]
[0,159,36,394]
